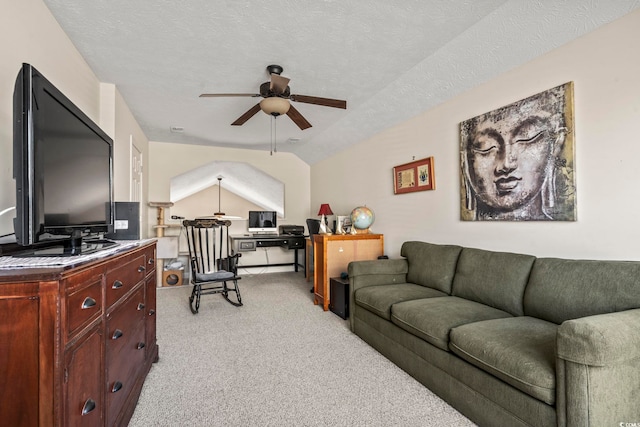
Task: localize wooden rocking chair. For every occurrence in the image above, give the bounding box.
[183,219,242,314]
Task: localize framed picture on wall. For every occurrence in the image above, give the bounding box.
[459,82,576,221]
[393,157,435,194]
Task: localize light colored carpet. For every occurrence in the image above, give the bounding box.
[129,272,475,426]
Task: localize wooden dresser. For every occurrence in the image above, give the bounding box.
[313,234,384,311]
[0,241,158,427]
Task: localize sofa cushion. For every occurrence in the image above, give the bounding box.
[524,257,640,324]
[450,317,557,405]
[354,283,446,320]
[452,247,535,316]
[390,296,512,351]
[400,241,462,294]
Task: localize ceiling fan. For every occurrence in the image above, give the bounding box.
[199,64,347,130]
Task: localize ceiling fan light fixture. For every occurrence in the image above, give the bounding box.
[260,97,290,116]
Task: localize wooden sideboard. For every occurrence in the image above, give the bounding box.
[313,234,384,311]
[0,241,158,427]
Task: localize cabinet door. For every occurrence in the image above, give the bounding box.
[0,296,39,427]
[353,237,384,261]
[324,240,356,304]
[64,325,104,427]
[326,240,356,284]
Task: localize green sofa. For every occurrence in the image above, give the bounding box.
[348,241,640,427]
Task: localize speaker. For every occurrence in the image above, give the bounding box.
[106,202,140,240]
[162,270,183,287]
[329,276,349,319]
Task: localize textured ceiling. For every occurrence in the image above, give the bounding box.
[42,0,640,165]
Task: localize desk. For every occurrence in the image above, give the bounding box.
[230,234,306,271]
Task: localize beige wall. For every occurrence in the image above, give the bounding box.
[312,9,640,260]
[147,141,310,270]
[4,0,639,264]
[0,0,150,240]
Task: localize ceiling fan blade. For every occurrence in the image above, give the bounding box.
[231,103,262,126]
[270,74,290,95]
[200,93,260,98]
[286,104,312,130]
[290,94,346,109]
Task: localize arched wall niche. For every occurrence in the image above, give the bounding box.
[169,161,285,217]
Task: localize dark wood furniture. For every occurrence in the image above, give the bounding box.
[0,241,158,427]
[183,219,242,314]
[329,276,350,319]
[230,233,305,271]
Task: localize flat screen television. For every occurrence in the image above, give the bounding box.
[11,63,115,255]
[248,210,277,234]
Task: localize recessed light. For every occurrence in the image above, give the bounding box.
[170,126,184,133]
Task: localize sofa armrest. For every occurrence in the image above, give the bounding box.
[348,259,408,289]
[556,309,640,426]
[348,259,408,330]
[557,308,640,366]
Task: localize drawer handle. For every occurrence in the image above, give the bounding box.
[112,280,123,289]
[81,297,96,309]
[138,265,146,273]
[112,329,123,340]
[149,309,156,316]
[148,258,155,265]
[136,342,146,350]
[137,302,145,311]
[81,398,96,416]
[112,381,123,393]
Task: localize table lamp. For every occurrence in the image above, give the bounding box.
[317,203,333,234]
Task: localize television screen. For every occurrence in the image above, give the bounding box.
[13,63,114,249]
[248,211,277,234]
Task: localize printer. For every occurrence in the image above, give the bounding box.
[279,225,305,235]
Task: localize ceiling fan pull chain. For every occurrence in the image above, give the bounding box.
[270,116,274,156]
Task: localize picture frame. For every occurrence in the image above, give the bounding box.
[393,157,435,194]
[335,215,350,234]
[459,82,575,221]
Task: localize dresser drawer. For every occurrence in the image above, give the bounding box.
[105,254,146,307]
[143,245,156,276]
[106,286,145,356]
[106,320,146,426]
[64,273,104,342]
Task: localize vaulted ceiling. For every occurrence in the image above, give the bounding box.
[42,0,640,165]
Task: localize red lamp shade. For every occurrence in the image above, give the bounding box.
[317,204,333,216]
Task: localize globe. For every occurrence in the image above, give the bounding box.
[350,206,375,231]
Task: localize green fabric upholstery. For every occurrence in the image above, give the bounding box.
[524,258,640,324]
[556,357,640,426]
[557,308,640,366]
[450,317,557,405]
[391,296,512,351]
[354,306,557,427]
[347,241,640,427]
[452,247,535,316]
[348,258,408,279]
[348,258,409,330]
[400,241,462,293]
[354,283,446,320]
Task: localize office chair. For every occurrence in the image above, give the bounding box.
[183,219,242,314]
[306,218,321,293]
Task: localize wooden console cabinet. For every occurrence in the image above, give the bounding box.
[313,234,383,311]
[0,241,158,427]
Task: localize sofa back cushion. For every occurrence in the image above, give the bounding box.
[401,241,462,294]
[452,247,535,316]
[524,258,640,324]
